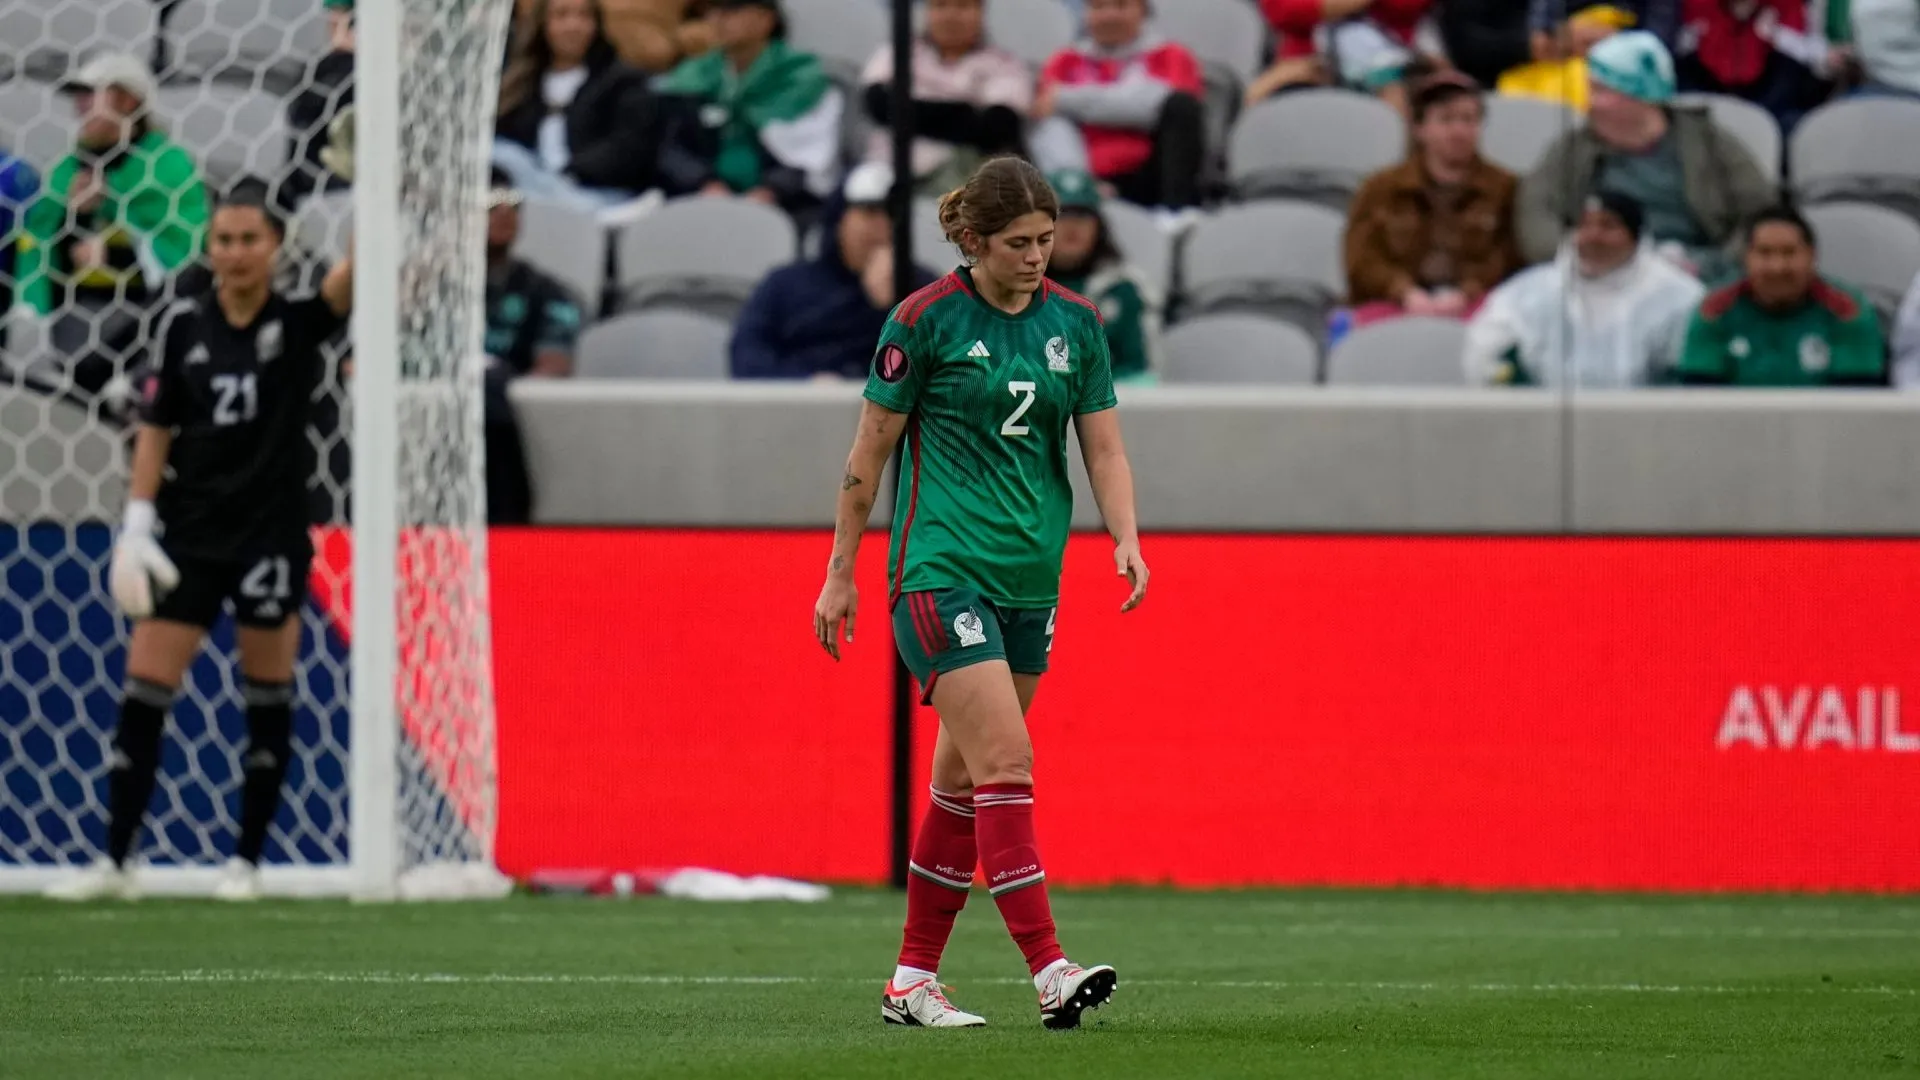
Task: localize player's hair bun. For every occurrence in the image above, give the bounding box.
[937,187,969,249]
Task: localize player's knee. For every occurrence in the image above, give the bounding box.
[974,744,1033,787]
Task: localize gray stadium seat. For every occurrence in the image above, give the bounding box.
[1677,92,1781,182]
[516,197,609,319]
[1790,98,1920,219]
[1161,315,1319,385]
[912,197,957,270]
[1152,0,1266,84]
[1227,90,1406,208]
[1326,316,1470,387]
[154,85,288,185]
[0,79,73,174]
[165,0,330,90]
[1480,94,1576,175]
[614,196,798,319]
[1102,199,1173,300]
[1180,202,1346,330]
[578,309,733,379]
[0,0,158,81]
[983,0,1076,70]
[1803,201,1920,324]
[786,0,887,83]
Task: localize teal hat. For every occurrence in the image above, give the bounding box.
[323,0,353,10]
[1586,30,1676,104]
[1049,169,1102,213]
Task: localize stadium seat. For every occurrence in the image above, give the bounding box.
[576,309,733,379]
[1102,199,1174,300]
[983,0,1076,70]
[1676,92,1781,182]
[912,196,955,270]
[1325,316,1471,387]
[1151,0,1266,85]
[164,0,331,91]
[1802,201,1920,325]
[0,79,72,175]
[0,0,157,82]
[613,196,798,319]
[785,0,887,84]
[1790,98,1920,220]
[1179,202,1346,332]
[1480,94,1577,175]
[1160,314,1319,385]
[153,85,288,186]
[1227,90,1406,208]
[516,196,610,320]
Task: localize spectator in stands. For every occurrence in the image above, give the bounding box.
[582,0,714,73]
[1893,270,1920,387]
[1440,0,1533,88]
[1532,0,1680,57]
[1464,192,1704,386]
[1674,0,1827,131]
[1262,0,1431,69]
[1034,0,1205,209]
[1517,31,1774,281]
[655,0,841,217]
[730,163,935,379]
[1244,24,1434,114]
[482,169,584,523]
[0,146,39,351]
[15,53,209,399]
[861,0,1031,194]
[1496,3,1637,112]
[1836,0,1920,97]
[1674,205,1888,385]
[494,0,660,220]
[1344,74,1520,325]
[281,0,356,211]
[1046,169,1158,380]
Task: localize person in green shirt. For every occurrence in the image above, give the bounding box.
[654,0,840,215]
[1674,205,1888,387]
[15,52,209,396]
[1042,169,1160,383]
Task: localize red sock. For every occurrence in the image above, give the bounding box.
[897,787,977,974]
[974,782,1066,975]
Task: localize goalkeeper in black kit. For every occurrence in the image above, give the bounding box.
[46,182,353,902]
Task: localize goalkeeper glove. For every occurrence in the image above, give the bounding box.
[109,500,180,619]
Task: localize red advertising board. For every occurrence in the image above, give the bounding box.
[489,531,1920,891]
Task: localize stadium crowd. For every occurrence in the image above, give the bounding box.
[4,0,1920,517]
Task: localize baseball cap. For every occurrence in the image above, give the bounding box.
[488,167,523,209]
[842,162,892,207]
[323,0,354,9]
[1584,191,1645,240]
[710,0,786,36]
[1048,169,1102,213]
[62,51,156,104]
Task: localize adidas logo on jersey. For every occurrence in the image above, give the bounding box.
[967,340,991,359]
[185,344,210,365]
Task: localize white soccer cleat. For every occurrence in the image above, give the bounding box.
[210,858,262,902]
[43,858,136,902]
[880,977,987,1028]
[1037,960,1118,1030]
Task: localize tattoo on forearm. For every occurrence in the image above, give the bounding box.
[830,555,846,572]
[842,473,864,491]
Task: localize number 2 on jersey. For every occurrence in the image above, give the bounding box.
[211,373,258,426]
[1001,380,1037,437]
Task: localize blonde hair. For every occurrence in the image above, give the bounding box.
[937,156,1059,260]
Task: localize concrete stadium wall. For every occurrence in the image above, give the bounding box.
[12,382,1920,534]
[510,383,1920,535]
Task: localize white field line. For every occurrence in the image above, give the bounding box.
[26,970,1920,996]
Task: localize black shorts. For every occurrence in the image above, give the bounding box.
[151,549,312,630]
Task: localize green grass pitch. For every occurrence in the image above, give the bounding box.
[3,888,1917,1078]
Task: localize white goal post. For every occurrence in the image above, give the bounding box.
[0,0,512,899]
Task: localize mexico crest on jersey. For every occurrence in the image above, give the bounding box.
[1045,335,1070,373]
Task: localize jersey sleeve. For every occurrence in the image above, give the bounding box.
[136,301,194,427]
[1074,313,1119,415]
[291,292,348,345]
[862,305,933,413]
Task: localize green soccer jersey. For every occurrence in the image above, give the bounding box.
[864,268,1118,608]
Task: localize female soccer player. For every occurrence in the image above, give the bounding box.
[813,156,1148,1029]
[47,182,353,902]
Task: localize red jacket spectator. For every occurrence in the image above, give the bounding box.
[1039,33,1203,179]
[1262,0,1432,60]
[1680,0,1817,88]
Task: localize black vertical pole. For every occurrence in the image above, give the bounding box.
[886,0,916,892]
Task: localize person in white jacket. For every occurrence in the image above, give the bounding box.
[1463,191,1704,387]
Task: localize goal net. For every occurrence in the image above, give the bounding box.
[0,0,512,899]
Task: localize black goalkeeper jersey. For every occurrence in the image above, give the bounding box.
[138,290,344,560]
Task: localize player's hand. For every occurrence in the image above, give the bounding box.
[1114,539,1148,613]
[110,532,180,619]
[813,575,858,661]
